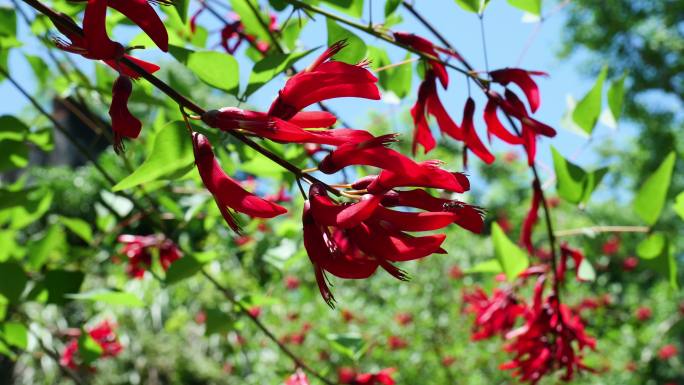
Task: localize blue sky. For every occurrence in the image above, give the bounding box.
[0,0,627,178]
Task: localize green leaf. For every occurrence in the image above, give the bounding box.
[113,121,195,191]
[25,54,49,87]
[44,270,84,305]
[326,20,367,64]
[577,259,596,281]
[1,322,28,349]
[204,308,234,335]
[78,333,103,365]
[385,0,401,16]
[491,223,529,281]
[637,233,677,289]
[607,72,627,123]
[0,116,29,142]
[59,216,93,243]
[633,152,676,225]
[572,65,608,135]
[327,333,367,360]
[507,0,541,15]
[245,48,315,96]
[168,44,195,65]
[9,190,53,229]
[551,147,607,205]
[466,259,503,274]
[674,191,684,220]
[0,140,29,171]
[67,289,144,307]
[320,0,365,18]
[0,262,27,304]
[172,0,189,23]
[27,224,65,270]
[187,51,240,94]
[388,53,413,98]
[165,256,203,285]
[0,6,17,38]
[454,0,490,13]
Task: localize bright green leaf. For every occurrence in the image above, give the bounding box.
[27,224,65,270]
[326,19,367,64]
[466,259,503,274]
[0,140,29,171]
[59,216,93,243]
[245,48,315,96]
[674,191,684,220]
[607,72,627,123]
[0,262,27,304]
[78,333,103,365]
[165,257,203,285]
[572,65,607,135]
[1,322,28,349]
[113,121,195,191]
[636,233,666,260]
[320,0,365,18]
[637,233,677,289]
[67,289,144,307]
[230,0,271,43]
[168,44,195,65]
[327,333,367,360]
[385,0,401,16]
[205,308,234,335]
[551,147,607,204]
[454,0,480,13]
[633,152,676,225]
[491,223,529,281]
[187,51,240,94]
[172,0,189,23]
[0,6,17,38]
[507,0,541,15]
[0,116,29,142]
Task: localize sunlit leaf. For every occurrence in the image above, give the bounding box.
[633,152,676,225]
[165,256,203,285]
[674,191,684,220]
[507,0,541,15]
[607,71,627,123]
[113,121,195,191]
[327,333,367,360]
[0,262,27,304]
[187,51,240,94]
[572,65,608,135]
[385,0,401,16]
[204,308,234,335]
[245,48,315,96]
[78,333,103,365]
[59,216,93,243]
[68,289,145,307]
[466,259,503,274]
[491,223,529,281]
[551,147,607,205]
[326,19,367,64]
[27,224,65,270]
[1,322,28,350]
[636,233,677,289]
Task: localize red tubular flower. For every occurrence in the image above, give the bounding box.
[107,0,169,52]
[109,75,141,152]
[489,68,547,113]
[461,98,495,165]
[558,243,589,282]
[622,256,639,271]
[520,180,542,254]
[117,234,182,278]
[192,133,287,231]
[601,235,620,255]
[463,286,527,340]
[501,278,596,384]
[394,312,413,326]
[393,31,462,87]
[635,306,652,321]
[658,344,678,360]
[268,41,381,120]
[352,163,469,195]
[339,368,396,385]
[388,335,408,350]
[60,320,123,369]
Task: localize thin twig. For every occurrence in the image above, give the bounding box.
[554,226,649,237]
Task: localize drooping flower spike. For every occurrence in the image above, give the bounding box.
[463,286,528,341]
[268,40,381,120]
[192,132,287,233]
[393,32,462,88]
[519,180,542,254]
[489,68,548,113]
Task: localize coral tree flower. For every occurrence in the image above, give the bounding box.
[117,234,182,278]
[285,370,310,385]
[520,180,542,254]
[60,320,123,369]
[338,368,396,385]
[463,286,527,340]
[192,133,287,232]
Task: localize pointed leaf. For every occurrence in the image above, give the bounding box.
[572,65,608,135]
[633,152,676,225]
[607,72,627,123]
[492,223,529,281]
[187,51,240,94]
[507,0,541,15]
[1,322,28,349]
[67,289,144,307]
[0,262,27,304]
[674,191,684,220]
[326,19,367,64]
[466,259,503,274]
[78,333,103,365]
[113,121,195,191]
[59,216,93,243]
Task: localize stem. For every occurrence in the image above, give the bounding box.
[200,270,336,385]
[555,225,650,237]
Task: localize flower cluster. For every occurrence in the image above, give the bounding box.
[394,32,556,165]
[51,0,168,151]
[60,320,123,369]
[116,234,182,278]
[462,286,527,340]
[191,8,276,54]
[338,367,396,385]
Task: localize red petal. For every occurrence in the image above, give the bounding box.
[461,98,495,164]
[109,75,141,151]
[108,0,169,51]
[520,181,542,254]
[288,111,337,128]
[484,98,522,145]
[490,68,546,113]
[84,0,122,60]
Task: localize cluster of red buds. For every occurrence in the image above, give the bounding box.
[60,320,123,369]
[338,367,396,385]
[393,32,556,166]
[191,7,277,54]
[116,234,182,278]
[464,246,596,383]
[51,0,169,151]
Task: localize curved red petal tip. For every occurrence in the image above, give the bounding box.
[461,98,495,164]
[490,68,543,113]
[109,75,142,152]
[108,0,169,52]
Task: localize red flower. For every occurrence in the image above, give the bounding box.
[192,133,287,232]
[489,68,547,113]
[268,41,380,120]
[679,302,684,316]
[285,275,300,290]
[117,234,181,278]
[285,370,310,385]
[349,161,469,195]
[461,97,495,165]
[558,243,590,282]
[463,286,527,340]
[635,306,652,321]
[109,75,141,153]
[442,356,456,367]
[394,312,413,326]
[602,235,620,255]
[448,265,464,279]
[393,32,461,88]
[658,344,678,360]
[60,320,123,369]
[520,181,542,254]
[247,306,262,318]
[501,279,596,384]
[339,368,396,385]
[105,0,170,51]
[388,335,408,350]
[341,309,355,323]
[622,256,639,271]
